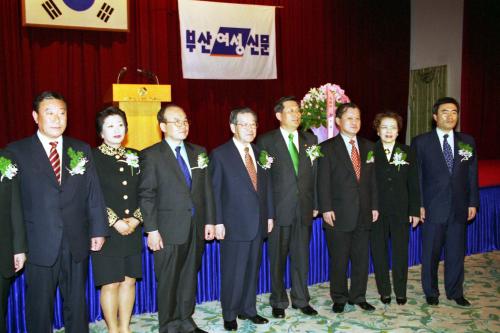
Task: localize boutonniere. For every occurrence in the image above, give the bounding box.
[118,150,140,175]
[0,156,18,182]
[257,150,274,169]
[67,147,88,176]
[366,150,375,163]
[305,144,324,164]
[458,141,473,162]
[191,152,209,170]
[390,147,409,171]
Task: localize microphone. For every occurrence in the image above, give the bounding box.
[116,66,127,83]
[137,68,159,85]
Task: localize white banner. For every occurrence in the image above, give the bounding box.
[178,0,277,80]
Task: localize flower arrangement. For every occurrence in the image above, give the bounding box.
[305,145,323,164]
[300,83,350,131]
[0,156,18,182]
[390,147,409,171]
[366,151,375,163]
[119,150,140,175]
[458,141,473,162]
[258,150,274,169]
[191,152,209,170]
[67,147,88,176]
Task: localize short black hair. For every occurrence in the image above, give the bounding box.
[229,107,257,125]
[33,91,67,113]
[96,106,128,135]
[157,103,182,124]
[336,102,360,119]
[432,97,460,114]
[274,96,297,113]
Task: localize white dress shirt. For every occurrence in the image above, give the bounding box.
[232,137,257,170]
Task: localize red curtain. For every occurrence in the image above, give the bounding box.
[0,0,410,150]
[461,0,500,159]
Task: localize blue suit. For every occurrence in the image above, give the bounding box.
[411,130,479,299]
[210,140,273,321]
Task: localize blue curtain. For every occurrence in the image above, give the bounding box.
[6,186,500,332]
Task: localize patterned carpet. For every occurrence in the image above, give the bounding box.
[73,251,499,333]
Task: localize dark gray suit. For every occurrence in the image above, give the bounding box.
[257,129,317,309]
[318,135,378,304]
[139,140,215,333]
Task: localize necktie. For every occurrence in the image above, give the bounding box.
[349,139,361,181]
[49,141,61,184]
[443,134,454,174]
[288,133,299,175]
[175,146,192,189]
[244,147,257,191]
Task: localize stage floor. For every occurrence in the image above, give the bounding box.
[66,251,500,333]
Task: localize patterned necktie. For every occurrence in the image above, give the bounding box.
[288,133,299,175]
[443,134,454,174]
[175,146,192,189]
[244,147,257,191]
[349,139,361,181]
[49,141,61,184]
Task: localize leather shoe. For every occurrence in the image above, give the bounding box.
[332,302,345,313]
[396,297,407,305]
[272,307,285,318]
[349,301,375,311]
[292,304,318,316]
[223,320,237,331]
[191,329,208,333]
[380,296,391,304]
[449,296,471,307]
[237,314,269,324]
[426,296,439,305]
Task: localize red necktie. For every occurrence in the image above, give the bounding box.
[49,141,61,184]
[244,147,257,191]
[349,139,361,181]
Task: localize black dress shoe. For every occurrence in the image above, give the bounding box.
[348,301,375,311]
[380,296,391,304]
[237,314,269,324]
[332,302,345,313]
[426,296,439,305]
[449,296,471,307]
[292,304,318,316]
[396,297,407,305]
[272,307,285,318]
[224,320,238,331]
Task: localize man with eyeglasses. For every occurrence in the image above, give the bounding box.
[210,107,274,331]
[138,104,216,333]
[256,96,319,319]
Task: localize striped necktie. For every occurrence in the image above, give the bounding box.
[349,139,361,181]
[49,141,61,184]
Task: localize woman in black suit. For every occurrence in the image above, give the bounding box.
[92,107,142,333]
[370,111,420,305]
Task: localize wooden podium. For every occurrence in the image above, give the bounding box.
[105,84,171,150]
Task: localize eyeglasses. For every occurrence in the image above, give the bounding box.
[164,120,191,128]
[236,123,258,129]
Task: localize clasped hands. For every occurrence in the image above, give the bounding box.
[113,217,141,236]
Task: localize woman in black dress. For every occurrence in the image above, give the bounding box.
[370,111,420,305]
[92,107,142,333]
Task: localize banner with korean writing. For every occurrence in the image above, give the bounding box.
[178,0,277,80]
[22,0,128,31]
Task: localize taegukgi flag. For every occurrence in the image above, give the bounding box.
[178,0,277,80]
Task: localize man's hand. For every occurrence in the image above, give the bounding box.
[409,216,420,228]
[313,210,319,218]
[147,230,164,251]
[372,210,379,222]
[322,211,335,226]
[467,207,477,221]
[13,253,26,272]
[205,225,215,240]
[215,224,225,240]
[420,207,426,222]
[267,219,274,233]
[90,237,106,251]
[114,220,132,236]
[124,217,141,232]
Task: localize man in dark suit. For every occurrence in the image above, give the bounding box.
[256,96,318,318]
[7,91,108,332]
[138,104,215,333]
[411,97,479,307]
[0,150,26,333]
[318,102,378,313]
[210,107,274,331]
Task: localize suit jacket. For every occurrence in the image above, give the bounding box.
[257,129,317,226]
[7,136,108,267]
[318,135,378,232]
[374,141,420,221]
[0,150,27,278]
[410,130,479,224]
[209,140,274,241]
[138,141,215,244]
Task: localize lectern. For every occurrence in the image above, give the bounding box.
[105,84,171,150]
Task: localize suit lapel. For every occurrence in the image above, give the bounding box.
[298,132,311,175]
[273,130,296,177]
[159,141,189,189]
[185,143,198,192]
[61,138,70,185]
[431,130,450,173]
[30,135,59,187]
[335,136,357,180]
[452,132,461,174]
[229,141,258,193]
